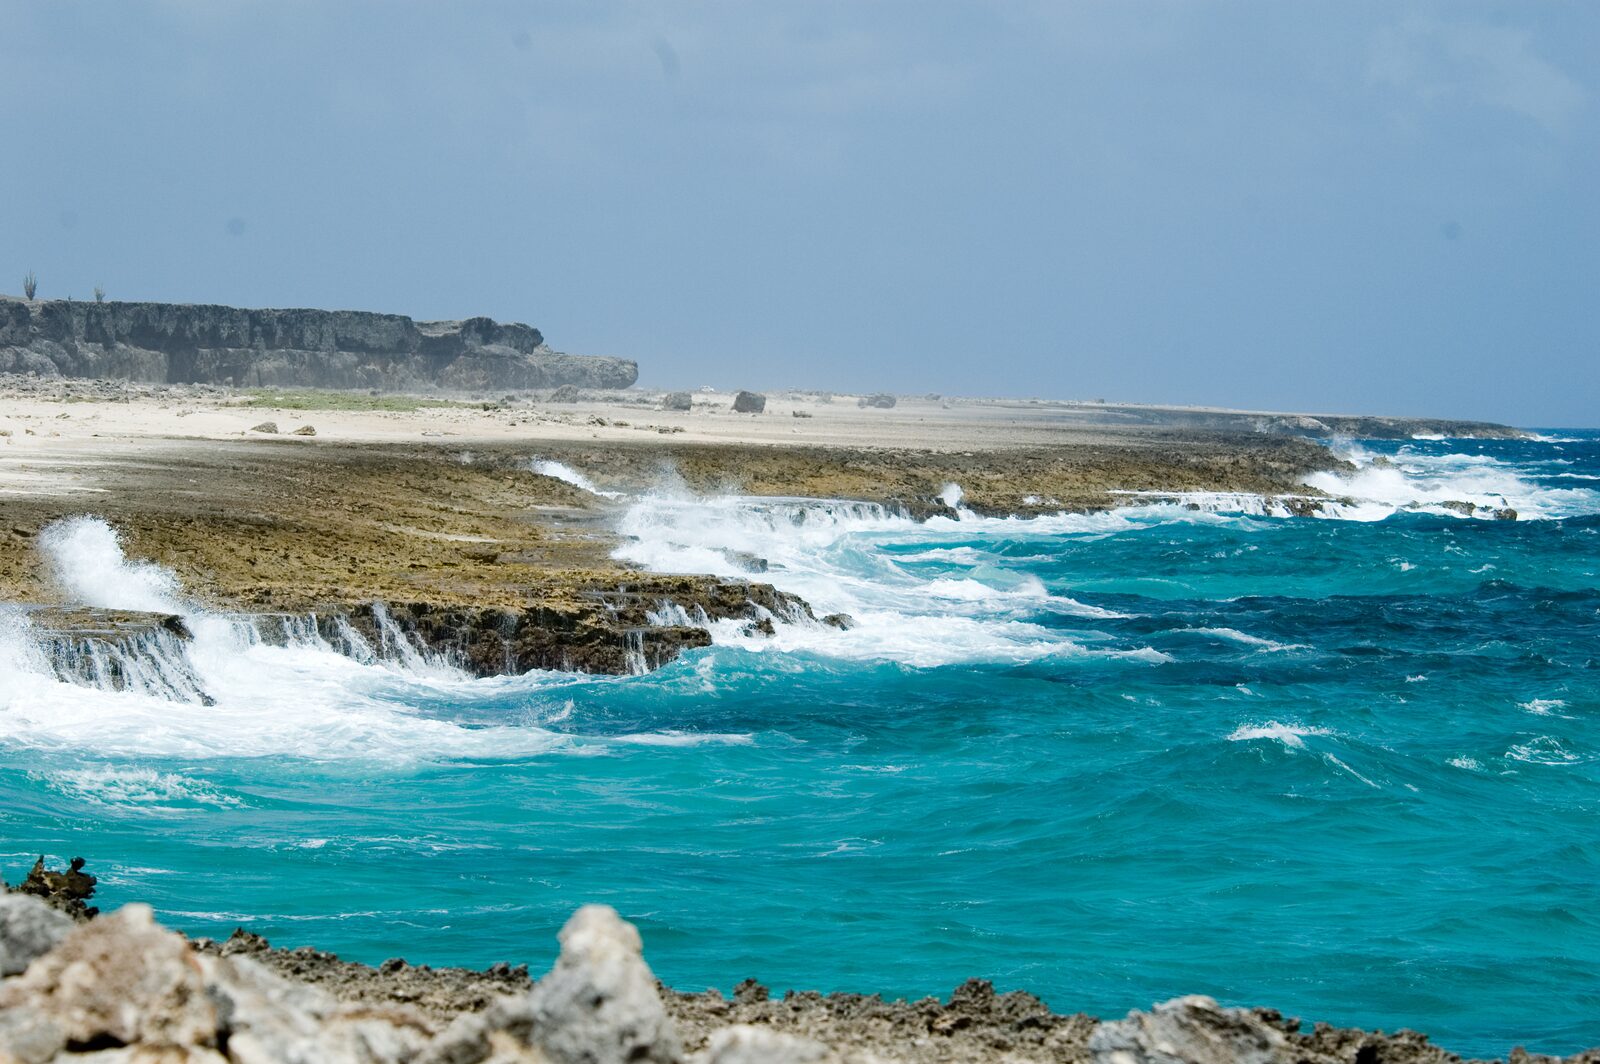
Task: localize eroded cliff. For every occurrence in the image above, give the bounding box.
[0,297,637,391]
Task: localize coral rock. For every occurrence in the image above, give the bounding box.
[1089,995,1293,1064]
[0,893,75,977]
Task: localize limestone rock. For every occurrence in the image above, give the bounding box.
[858,394,896,409]
[730,391,765,414]
[0,892,74,976]
[289,425,317,437]
[0,904,218,1049]
[250,421,279,434]
[524,905,682,1064]
[422,906,680,1064]
[661,392,693,412]
[201,950,431,1064]
[1089,995,1293,1064]
[0,297,638,391]
[15,855,99,921]
[699,1025,832,1063]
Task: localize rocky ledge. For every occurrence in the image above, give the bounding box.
[13,573,811,699]
[0,297,637,391]
[0,879,1593,1064]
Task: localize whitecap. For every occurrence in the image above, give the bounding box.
[1186,627,1307,652]
[1227,721,1333,750]
[1506,737,1588,765]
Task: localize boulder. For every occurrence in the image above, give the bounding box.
[250,421,279,434]
[424,905,682,1064]
[730,391,765,414]
[1089,995,1293,1064]
[858,394,896,409]
[290,424,317,436]
[0,893,74,977]
[549,384,582,403]
[15,856,98,921]
[0,903,432,1064]
[200,950,431,1064]
[0,904,219,1049]
[524,905,682,1064]
[661,392,693,412]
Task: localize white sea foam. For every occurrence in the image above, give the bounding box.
[612,490,1164,667]
[0,518,724,762]
[38,765,242,811]
[1506,736,1589,766]
[1227,721,1334,750]
[39,517,183,613]
[1519,699,1570,717]
[1303,443,1600,521]
[531,459,622,499]
[1186,627,1307,652]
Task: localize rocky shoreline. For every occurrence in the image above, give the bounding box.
[0,413,1340,678]
[0,866,1592,1064]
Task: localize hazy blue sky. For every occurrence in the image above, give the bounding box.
[3,2,1595,424]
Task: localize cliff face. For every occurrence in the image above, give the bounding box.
[0,297,637,391]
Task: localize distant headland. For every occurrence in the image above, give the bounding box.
[0,296,637,392]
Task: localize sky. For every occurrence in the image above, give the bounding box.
[1,2,1595,425]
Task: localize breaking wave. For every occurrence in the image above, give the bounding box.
[0,519,723,762]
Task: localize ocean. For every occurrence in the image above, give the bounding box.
[2,431,1597,1058]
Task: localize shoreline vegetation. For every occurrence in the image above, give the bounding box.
[3,861,1594,1064]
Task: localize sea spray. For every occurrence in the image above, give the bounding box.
[1,434,1598,1055]
[39,517,184,613]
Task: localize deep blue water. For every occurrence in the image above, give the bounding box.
[2,432,1597,1057]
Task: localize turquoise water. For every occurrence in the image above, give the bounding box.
[2,433,1598,1057]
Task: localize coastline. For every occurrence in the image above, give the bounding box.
[1,378,1342,676]
[3,380,1588,1061]
[4,875,1594,1064]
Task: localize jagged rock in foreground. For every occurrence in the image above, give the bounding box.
[3,898,1596,1064]
[0,895,73,977]
[0,297,637,391]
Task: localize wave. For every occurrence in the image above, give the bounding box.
[36,765,244,812]
[0,518,747,762]
[1304,443,1600,521]
[612,489,1166,667]
[1227,721,1334,750]
[1184,627,1307,653]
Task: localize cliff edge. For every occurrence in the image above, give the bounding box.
[0,297,637,391]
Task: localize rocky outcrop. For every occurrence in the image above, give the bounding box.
[18,575,810,691]
[1053,401,1525,440]
[0,895,74,977]
[20,606,213,704]
[731,391,765,414]
[327,576,812,675]
[5,895,1593,1064]
[0,297,637,391]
